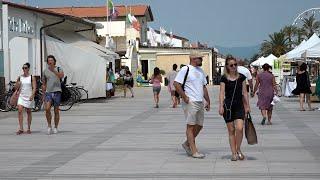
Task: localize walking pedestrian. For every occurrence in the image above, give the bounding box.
[174,52,210,159]
[123,70,134,98]
[150,67,162,108]
[219,55,250,161]
[42,55,64,135]
[237,61,254,97]
[106,68,115,98]
[166,64,178,108]
[253,64,276,125]
[292,63,313,111]
[15,63,36,135]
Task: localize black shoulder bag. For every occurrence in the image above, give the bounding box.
[57,67,70,102]
[182,66,190,91]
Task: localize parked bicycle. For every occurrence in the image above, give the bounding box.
[31,79,43,112]
[0,81,17,112]
[59,82,88,111]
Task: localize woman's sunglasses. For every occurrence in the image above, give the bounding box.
[229,63,237,68]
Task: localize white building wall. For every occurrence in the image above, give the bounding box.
[96,21,126,37]
[1,5,42,83]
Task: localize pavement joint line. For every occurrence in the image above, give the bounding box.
[2,172,320,179]
[276,102,320,160]
[12,106,161,179]
[2,87,320,179]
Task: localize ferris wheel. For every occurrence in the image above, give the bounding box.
[292,8,320,26]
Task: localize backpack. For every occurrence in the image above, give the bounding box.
[57,67,71,102]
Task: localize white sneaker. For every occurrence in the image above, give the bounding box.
[182,143,192,156]
[47,127,52,135]
[53,128,58,134]
[192,152,205,159]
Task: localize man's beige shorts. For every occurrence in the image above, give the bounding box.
[182,101,204,126]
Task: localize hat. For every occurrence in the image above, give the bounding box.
[189,51,204,59]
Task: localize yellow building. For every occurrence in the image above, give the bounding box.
[139,47,217,85]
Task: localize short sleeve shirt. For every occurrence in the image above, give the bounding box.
[220,73,246,105]
[174,65,207,102]
[43,67,63,93]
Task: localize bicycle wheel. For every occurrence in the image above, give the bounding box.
[77,87,88,103]
[32,93,43,112]
[59,88,76,111]
[0,95,10,112]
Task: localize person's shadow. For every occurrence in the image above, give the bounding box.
[221,155,257,160]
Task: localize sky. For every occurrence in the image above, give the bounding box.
[9,0,320,48]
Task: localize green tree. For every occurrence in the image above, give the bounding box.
[295,27,307,46]
[302,14,320,38]
[283,25,298,50]
[250,53,260,64]
[260,31,289,57]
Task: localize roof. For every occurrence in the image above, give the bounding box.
[45,5,154,21]
[139,46,215,51]
[2,1,99,28]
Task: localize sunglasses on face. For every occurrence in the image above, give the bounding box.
[228,63,237,68]
[22,67,29,70]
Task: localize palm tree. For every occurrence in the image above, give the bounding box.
[250,53,260,63]
[295,27,307,46]
[302,14,320,38]
[260,41,272,57]
[260,31,289,57]
[283,25,298,50]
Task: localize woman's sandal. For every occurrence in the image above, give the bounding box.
[237,151,245,160]
[231,153,238,161]
[26,130,31,134]
[16,130,24,135]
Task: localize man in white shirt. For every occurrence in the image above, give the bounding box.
[174,52,210,159]
[237,62,254,97]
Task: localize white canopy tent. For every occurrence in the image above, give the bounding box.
[259,54,278,66]
[45,35,106,99]
[285,33,320,59]
[251,56,265,66]
[47,29,119,69]
[251,54,277,67]
[300,40,320,58]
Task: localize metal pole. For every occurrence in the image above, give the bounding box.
[39,18,65,77]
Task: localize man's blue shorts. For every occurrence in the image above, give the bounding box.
[45,92,61,107]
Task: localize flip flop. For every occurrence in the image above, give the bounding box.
[16,130,24,135]
[299,109,306,111]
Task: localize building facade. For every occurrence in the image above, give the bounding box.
[139,47,217,85]
[46,5,154,74]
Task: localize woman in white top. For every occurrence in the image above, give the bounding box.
[15,63,36,135]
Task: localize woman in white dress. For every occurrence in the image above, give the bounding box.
[15,63,36,135]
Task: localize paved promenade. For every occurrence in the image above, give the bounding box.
[0,86,320,180]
